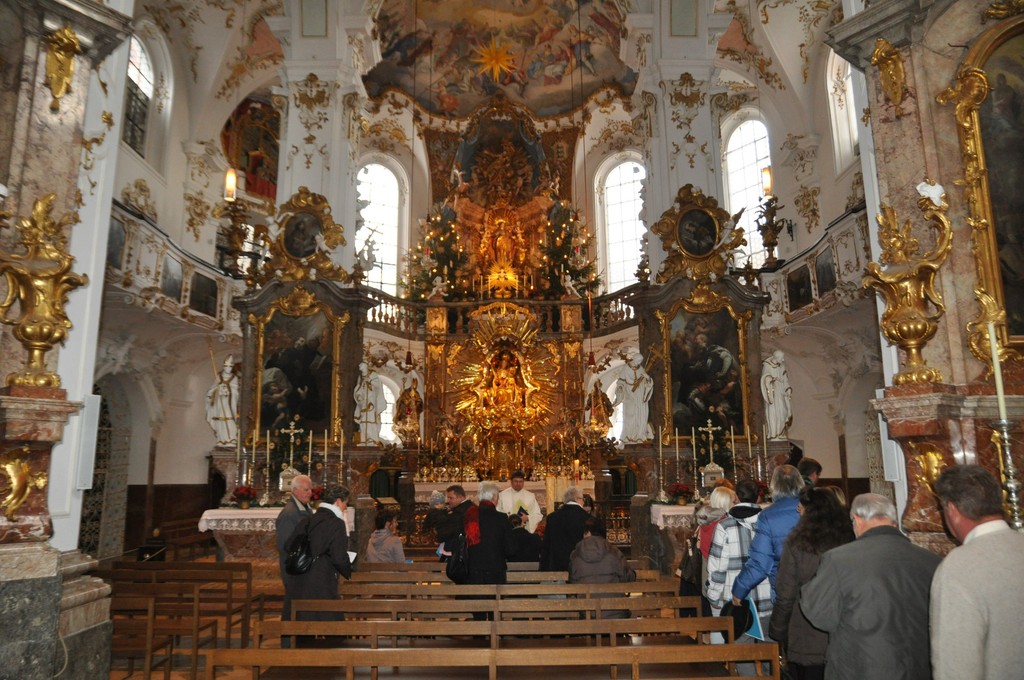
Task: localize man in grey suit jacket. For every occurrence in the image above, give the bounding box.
[801,493,940,680]
[931,464,1024,680]
[275,474,313,635]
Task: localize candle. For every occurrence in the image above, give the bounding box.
[266,429,270,468]
[339,429,344,483]
[731,426,737,476]
[236,433,241,462]
[989,321,1009,421]
[251,431,256,464]
[675,428,680,478]
[308,436,313,462]
[324,430,328,465]
[692,427,698,489]
[658,427,663,460]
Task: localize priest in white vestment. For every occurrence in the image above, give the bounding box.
[497,470,543,534]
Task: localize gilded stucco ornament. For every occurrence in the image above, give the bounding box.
[870,38,907,118]
[985,1,1024,21]
[908,440,946,496]
[252,187,349,285]
[44,25,81,112]
[863,181,952,385]
[0,195,88,388]
[1,448,46,520]
[651,184,745,283]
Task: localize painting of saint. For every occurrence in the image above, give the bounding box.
[259,311,333,433]
[669,307,744,435]
[979,36,1024,335]
[283,212,321,259]
[677,209,717,256]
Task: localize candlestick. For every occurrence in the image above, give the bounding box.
[675,428,680,480]
[266,429,270,469]
[236,434,241,462]
[658,427,663,460]
[339,429,344,483]
[251,431,256,464]
[731,426,737,477]
[324,430,328,465]
[989,321,1009,421]
[747,433,755,481]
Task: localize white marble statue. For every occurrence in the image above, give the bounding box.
[762,350,793,440]
[354,361,387,444]
[612,352,654,444]
[206,355,239,445]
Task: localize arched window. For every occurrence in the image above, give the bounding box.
[123,36,154,157]
[599,158,646,293]
[356,163,400,296]
[827,50,860,173]
[724,118,771,267]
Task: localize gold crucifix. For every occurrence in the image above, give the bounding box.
[698,419,722,463]
[280,419,305,466]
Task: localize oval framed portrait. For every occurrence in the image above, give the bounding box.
[283,212,322,259]
[676,208,718,257]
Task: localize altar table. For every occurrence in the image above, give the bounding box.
[199,508,282,562]
[649,503,697,530]
[199,507,357,564]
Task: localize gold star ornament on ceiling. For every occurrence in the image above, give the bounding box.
[471,36,515,81]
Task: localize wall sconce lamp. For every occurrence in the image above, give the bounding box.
[761,166,773,197]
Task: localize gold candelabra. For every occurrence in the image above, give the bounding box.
[0,194,87,388]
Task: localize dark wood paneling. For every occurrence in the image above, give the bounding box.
[123,484,212,550]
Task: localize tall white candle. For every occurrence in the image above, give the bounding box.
[989,322,1009,421]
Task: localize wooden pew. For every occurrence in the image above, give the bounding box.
[291,594,702,622]
[346,569,569,584]
[112,582,219,679]
[159,518,214,561]
[105,561,263,647]
[109,595,174,680]
[204,642,781,680]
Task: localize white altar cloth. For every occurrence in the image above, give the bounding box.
[649,504,696,529]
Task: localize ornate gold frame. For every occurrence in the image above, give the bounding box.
[938,15,1024,367]
[651,184,745,283]
[657,282,753,442]
[249,285,349,441]
[257,187,349,284]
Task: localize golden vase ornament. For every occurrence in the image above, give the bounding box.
[0,194,88,388]
[863,181,952,385]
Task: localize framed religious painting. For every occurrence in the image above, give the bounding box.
[941,15,1024,364]
[651,184,746,283]
[661,286,751,439]
[251,285,349,441]
[257,187,349,284]
[815,248,837,296]
[787,265,813,312]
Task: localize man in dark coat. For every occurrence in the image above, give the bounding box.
[436,484,473,558]
[275,474,313,637]
[801,493,940,680]
[465,482,515,620]
[540,486,590,571]
[293,484,353,623]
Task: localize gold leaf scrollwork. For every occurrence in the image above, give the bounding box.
[45,25,81,112]
[907,440,946,496]
[651,184,746,283]
[871,38,907,118]
[863,181,952,385]
[0,448,47,519]
[985,1,1024,21]
[0,195,88,387]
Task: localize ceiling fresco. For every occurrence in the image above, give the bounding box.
[364,0,636,118]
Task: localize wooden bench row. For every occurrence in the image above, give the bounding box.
[97,561,263,648]
[110,583,219,679]
[204,642,781,680]
[291,594,699,622]
[338,579,681,600]
[158,518,215,561]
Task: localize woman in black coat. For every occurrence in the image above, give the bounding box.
[294,484,353,622]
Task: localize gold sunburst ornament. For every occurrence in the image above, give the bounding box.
[471,36,515,81]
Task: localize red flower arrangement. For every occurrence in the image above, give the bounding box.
[310,485,325,502]
[667,482,692,500]
[231,485,258,503]
[755,480,770,503]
